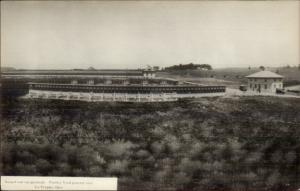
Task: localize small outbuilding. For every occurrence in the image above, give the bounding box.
[142,69,156,78]
[245,71,284,93]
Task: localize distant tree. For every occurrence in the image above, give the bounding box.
[259,66,265,71]
[248,66,251,70]
[165,63,212,71]
[1,67,16,71]
[153,66,160,71]
[199,64,212,70]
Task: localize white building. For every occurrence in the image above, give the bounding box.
[245,71,284,93]
[142,70,156,78]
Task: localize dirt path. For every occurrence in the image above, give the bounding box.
[226,88,300,98]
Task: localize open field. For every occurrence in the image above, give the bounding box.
[158,67,300,88]
[286,85,300,91]
[158,74,241,88]
[1,96,300,191]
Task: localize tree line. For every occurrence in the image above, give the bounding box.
[165,63,212,71]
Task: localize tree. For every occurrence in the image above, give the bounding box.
[259,66,265,71]
[164,63,212,71]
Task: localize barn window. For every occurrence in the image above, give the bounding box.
[264,85,267,89]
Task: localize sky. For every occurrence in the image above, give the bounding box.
[1,1,299,69]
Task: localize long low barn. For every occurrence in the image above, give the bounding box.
[29,82,225,94]
[2,69,226,101]
[2,69,156,78]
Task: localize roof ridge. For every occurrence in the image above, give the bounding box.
[245,70,283,78]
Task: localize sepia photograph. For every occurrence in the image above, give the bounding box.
[1,0,300,190]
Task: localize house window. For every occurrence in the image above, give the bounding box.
[265,79,267,82]
[250,84,252,88]
[265,85,267,89]
[255,84,257,88]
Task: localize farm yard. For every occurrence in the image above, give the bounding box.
[1,67,299,191]
[1,1,299,190]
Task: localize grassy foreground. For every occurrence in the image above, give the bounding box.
[1,97,300,191]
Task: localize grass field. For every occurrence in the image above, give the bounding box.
[158,67,300,88]
[286,85,300,91]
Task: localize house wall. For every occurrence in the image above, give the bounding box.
[143,72,156,78]
[247,78,283,93]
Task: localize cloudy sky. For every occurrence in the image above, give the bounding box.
[1,1,299,69]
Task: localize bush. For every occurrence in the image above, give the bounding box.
[1,96,300,190]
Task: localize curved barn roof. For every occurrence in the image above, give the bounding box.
[246,71,283,78]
